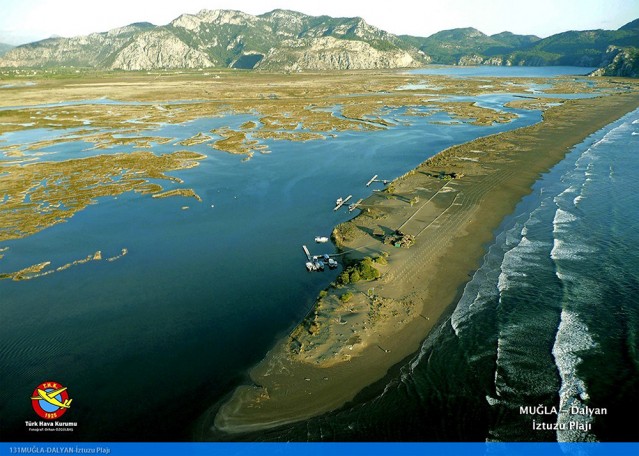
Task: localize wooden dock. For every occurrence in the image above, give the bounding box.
[366,174,390,187]
[302,245,312,261]
[334,195,352,211]
[349,198,364,212]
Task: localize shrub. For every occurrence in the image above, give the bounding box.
[359,257,380,280]
[333,222,357,246]
[373,255,387,265]
[338,258,382,286]
[340,292,353,303]
[349,270,361,283]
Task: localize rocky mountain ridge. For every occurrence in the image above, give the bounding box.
[1,9,637,73]
[402,19,639,68]
[0,43,14,57]
[0,9,425,71]
[590,46,639,78]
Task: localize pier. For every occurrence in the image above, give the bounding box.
[366,174,390,187]
[349,198,364,212]
[302,245,338,271]
[334,195,352,211]
[302,245,312,261]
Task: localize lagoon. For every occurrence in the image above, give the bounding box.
[0,68,616,439]
[409,66,597,78]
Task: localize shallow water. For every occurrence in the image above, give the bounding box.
[256,107,639,442]
[1,91,544,440]
[409,66,597,78]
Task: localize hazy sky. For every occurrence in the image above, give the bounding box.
[1,0,638,45]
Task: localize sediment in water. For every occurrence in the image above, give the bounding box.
[208,91,639,436]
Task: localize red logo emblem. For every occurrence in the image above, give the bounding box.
[30,381,73,420]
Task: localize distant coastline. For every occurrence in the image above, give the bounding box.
[1,10,637,73]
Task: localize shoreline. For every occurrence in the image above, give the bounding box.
[208,90,639,436]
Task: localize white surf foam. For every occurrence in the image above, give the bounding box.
[552,309,598,442]
[409,316,450,372]
[550,238,595,262]
[554,207,577,224]
[497,236,547,292]
[450,235,506,336]
[451,269,499,336]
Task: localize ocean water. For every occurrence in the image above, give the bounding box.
[0,90,543,440]
[251,108,639,442]
[2,67,631,442]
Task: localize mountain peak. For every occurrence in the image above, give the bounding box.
[1,9,636,73]
[0,42,14,57]
[619,18,639,31]
[437,27,486,38]
[106,22,155,37]
[0,7,425,71]
[261,9,309,18]
[194,9,257,25]
[170,9,257,31]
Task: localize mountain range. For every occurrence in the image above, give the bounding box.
[0,42,14,57]
[1,10,638,75]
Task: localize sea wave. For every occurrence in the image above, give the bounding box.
[433,108,638,441]
[550,238,595,261]
[552,308,598,442]
[450,236,504,336]
[553,207,577,225]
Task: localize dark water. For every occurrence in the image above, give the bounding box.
[2,67,628,442]
[244,108,639,442]
[0,91,544,441]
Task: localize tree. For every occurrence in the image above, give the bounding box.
[349,270,361,283]
[340,292,353,303]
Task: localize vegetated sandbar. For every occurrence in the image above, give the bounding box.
[209,90,639,435]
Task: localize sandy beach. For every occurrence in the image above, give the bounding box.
[210,90,639,435]
[2,69,638,439]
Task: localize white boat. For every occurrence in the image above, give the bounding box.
[315,236,329,243]
[305,261,315,272]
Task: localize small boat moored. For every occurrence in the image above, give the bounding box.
[315,236,329,243]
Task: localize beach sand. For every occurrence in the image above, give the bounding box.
[2,69,638,438]
[210,90,639,435]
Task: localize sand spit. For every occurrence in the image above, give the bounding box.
[210,91,639,435]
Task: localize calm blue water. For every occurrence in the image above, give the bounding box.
[409,66,597,78]
[0,91,543,440]
[255,108,639,442]
[2,67,632,441]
